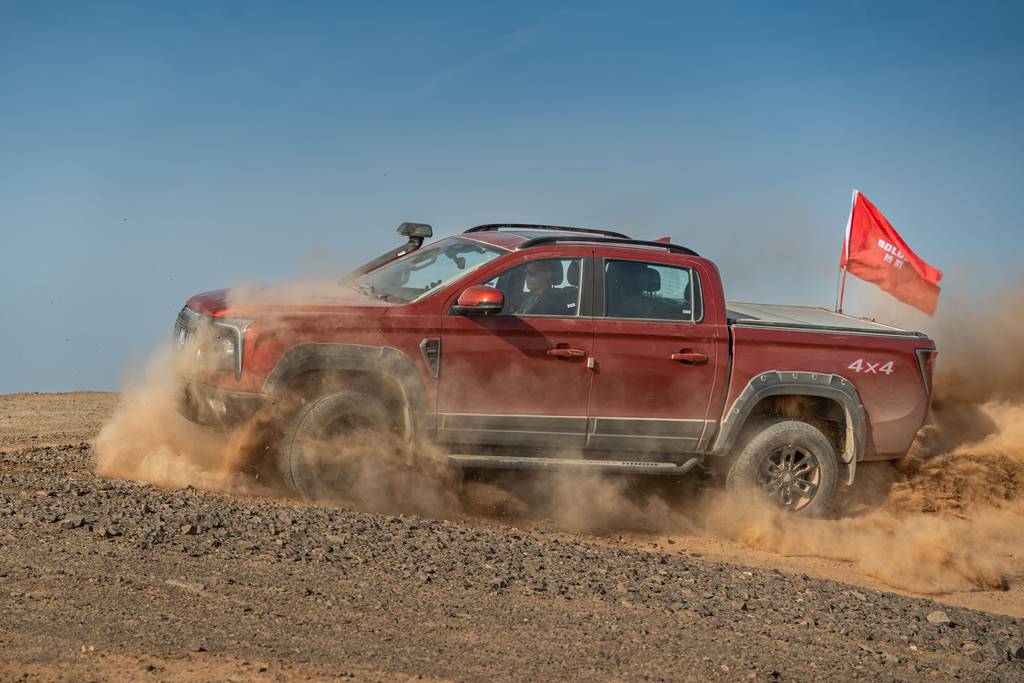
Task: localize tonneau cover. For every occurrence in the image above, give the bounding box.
[726,302,926,338]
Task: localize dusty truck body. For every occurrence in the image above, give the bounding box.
[174,223,936,514]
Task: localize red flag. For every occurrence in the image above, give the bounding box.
[840,190,942,315]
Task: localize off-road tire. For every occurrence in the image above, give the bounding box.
[725,420,839,516]
[279,390,392,501]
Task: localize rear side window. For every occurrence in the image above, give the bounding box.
[604,260,700,322]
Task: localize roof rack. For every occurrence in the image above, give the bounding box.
[517,235,700,257]
[465,223,630,239]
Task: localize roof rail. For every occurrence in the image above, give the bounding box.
[516,235,700,257]
[465,223,630,239]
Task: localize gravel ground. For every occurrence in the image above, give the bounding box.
[2,443,1024,681]
[0,392,116,452]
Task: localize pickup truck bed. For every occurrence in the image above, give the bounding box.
[727,302,925,338]
[722,302,933,465]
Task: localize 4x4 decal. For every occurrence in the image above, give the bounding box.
[847,358,895,375]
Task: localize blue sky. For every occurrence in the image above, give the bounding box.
[2,1,1022,392]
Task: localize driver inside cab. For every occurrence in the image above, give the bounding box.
[514,260,573,315]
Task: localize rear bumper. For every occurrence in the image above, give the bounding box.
[177,380,265,428]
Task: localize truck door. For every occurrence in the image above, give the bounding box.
[587,255,725,456]
[437,250,595,452]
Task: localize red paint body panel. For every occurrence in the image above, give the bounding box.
[589,252,729,428]
[726,326,934,458]
[440,315,594,418]
[239,311,442,400]
[438,246,595,424]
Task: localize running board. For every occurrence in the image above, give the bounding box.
[447,454,702,475]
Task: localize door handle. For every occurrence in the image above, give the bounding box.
[670,352,708,364]
[547,348,586,359]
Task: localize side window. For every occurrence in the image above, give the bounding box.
[604,260,700,322]
[483,258,582,317]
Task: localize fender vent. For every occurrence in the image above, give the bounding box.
[419,338,441,378]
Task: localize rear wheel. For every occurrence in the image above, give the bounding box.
[279,390,396,501]
[725,420,838,516]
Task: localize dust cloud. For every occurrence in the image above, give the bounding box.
[287,427,458,518]
[94,345,273,496]
[95,315,455,518]
[494,400,1023,595]
[225,277,372,310]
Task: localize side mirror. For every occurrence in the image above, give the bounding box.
[453,285,504,316]
[397,222,433,238]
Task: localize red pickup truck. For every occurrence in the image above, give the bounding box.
[175,223,937,515]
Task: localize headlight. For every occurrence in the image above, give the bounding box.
[195,325,239,374]
[175,308,250,380]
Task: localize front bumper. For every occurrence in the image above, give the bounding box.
[177,380,266,428]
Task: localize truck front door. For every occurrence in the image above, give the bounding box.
[587,255,726,457]
[437,250,595,452]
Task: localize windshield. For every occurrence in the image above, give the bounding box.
[355,237,506,303]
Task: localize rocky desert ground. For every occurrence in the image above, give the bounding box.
[2,391,1023,682]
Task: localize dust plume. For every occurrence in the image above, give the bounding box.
[95,344,274,496]
[694,490,1018,594]
[225,277,374,310]
[493,401,1023,594]
[286,427,458,517]
[95,313,454,518]
[884,282,1024,516]
[462,470,694,534]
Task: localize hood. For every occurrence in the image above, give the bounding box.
[186,280,392,318]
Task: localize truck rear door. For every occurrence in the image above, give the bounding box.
[586,253,728,456]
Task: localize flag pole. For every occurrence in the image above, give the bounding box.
[835,189,858,313]
[836,266,848,313]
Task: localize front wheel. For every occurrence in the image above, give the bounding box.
[725,420,839,516]
[278,390,396,501]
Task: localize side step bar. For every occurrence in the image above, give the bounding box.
[447,454,702,476]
